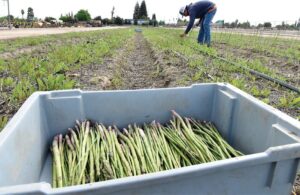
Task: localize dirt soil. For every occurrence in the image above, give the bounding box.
[0,69,18,126]
[71,32,192,91]
[294,175,300,195]
[0,27,126,40]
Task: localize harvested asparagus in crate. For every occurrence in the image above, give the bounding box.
[51,110,243,188]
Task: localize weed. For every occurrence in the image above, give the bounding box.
[0,116,8,130]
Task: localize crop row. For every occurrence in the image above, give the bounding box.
[0,29,134,129]
[143,28,299,120]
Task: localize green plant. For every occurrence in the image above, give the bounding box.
[36,75,75,91]
[291,97,300,107]
[75,9,91,21]
[250,86,270,98]
[278,95,300,108]
[0,116,8,130]
[0,29,134,130]
[0,77,15,91]
[12,80,36,102]
[230,78,246,90]
[192,70,205,81]
[250,86,260,96]
[261,98,270,104]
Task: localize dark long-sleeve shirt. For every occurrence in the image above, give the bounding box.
[185,1,215,34]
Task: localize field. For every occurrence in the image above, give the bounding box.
[2,27,299,130]
[0,27,299,191]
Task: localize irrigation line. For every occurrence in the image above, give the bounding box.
[189,45,300,94]
[187,26,299,94]
[147,29,299,94]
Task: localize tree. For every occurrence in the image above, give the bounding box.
[59,13,75,23]
[151,14,157,27]
[102,18,112,25]
[7,15,14,21]
[114,16,123,25]
[224,22,230,28]
[45,17,56,23]
[75,9,91,21]
[27,7,34,22]
[177,18,188,26]
[94,16,102,21]
[158,20,165,26]
[21,9,25,19]
[124,19,132,25]
[257,23,264,28]
[139,0,148,19]
[133,2,140,20]
[237,21,250,29]
[263,22,272,28]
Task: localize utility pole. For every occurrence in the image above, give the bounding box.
[7,0,11,29]
[111,6,115,20]
[2,0,11,29]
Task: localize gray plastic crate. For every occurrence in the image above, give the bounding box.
[0,83,300,195]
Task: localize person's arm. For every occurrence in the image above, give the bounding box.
[180,14,196,37]
[185,14,196,34]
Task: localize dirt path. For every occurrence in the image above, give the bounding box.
[74,32,192,91]
[112,33,168,89]
[0,27,126,40]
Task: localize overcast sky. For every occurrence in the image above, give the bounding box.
[0,0,299,24]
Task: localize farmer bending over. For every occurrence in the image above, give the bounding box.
[179,1,217,47]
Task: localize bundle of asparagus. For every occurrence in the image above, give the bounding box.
[51,110,243,188]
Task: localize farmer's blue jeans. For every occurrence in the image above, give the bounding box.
[198,9,217,46]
